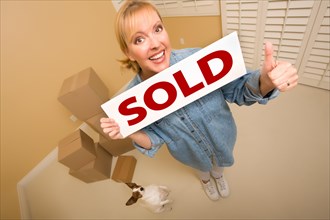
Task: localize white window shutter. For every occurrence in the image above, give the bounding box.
[221,0,266,69]
[297,1,330,89]
[221,0,330,90]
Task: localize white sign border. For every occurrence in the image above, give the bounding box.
[101,32,246,137]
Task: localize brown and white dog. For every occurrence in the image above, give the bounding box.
[125,183,172,213]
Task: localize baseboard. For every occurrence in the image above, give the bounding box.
[16,122,100,219]
[17,147,58,219]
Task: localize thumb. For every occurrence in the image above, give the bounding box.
[262,41,276,74]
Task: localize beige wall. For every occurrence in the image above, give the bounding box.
[163,16,222,49]
[0,1,221,219]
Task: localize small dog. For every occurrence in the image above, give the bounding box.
[125,182,172,213]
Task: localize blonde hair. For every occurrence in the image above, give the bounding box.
[115,0,162,73]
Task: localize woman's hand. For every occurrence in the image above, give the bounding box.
[260,42,298,96]
[100,117,123,139]
[100,117,152,149]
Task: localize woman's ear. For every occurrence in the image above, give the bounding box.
[124,49,135,62]
[126,196,138,206]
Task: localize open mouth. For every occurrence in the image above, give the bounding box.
[149,50,165,61]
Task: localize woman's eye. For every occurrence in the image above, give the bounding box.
[155,25,163,33]
[135,37,144,44]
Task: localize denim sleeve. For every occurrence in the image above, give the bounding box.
[132,126,164,157]
[221,69,279,106]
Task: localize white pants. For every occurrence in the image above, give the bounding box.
[197,156,225,181]
[197,166,224,181]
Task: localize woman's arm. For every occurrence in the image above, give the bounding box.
[128,131,152,149]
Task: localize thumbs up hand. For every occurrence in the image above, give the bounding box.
[259,42,298,96]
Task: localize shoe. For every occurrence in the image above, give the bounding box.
[201,179,220,201]
[213,175,230,198]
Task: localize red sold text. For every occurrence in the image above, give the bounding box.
[118,50,233,126]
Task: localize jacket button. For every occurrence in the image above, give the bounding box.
[181,117,185,120]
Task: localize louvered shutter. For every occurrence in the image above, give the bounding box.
[297,1,330,89]
[220,1,263,69]
[221,0,330,90]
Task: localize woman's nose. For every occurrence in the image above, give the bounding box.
[150,35,160,49]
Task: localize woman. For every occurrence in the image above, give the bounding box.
[101,0,298,201]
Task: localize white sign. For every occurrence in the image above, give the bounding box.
[101,32,246,138]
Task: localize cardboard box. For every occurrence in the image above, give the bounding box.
[98,134,135,156]
[111,156,137,183]
[85,111,135,156]
[58,67,109,120]
[58,129,96,170]
[85,112,108,137]
[69,143,113,183]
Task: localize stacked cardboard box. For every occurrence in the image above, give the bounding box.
[58,129,113,183]
[58,129,96,170]
[58,67,134,156]
[58,67,108,121]
[98,134,135,156]
[69,143,113,183]
[111,156,137,183]
[85,112,135,156]
[57,67,137,183]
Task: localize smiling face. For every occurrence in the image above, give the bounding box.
[124,8,172,79]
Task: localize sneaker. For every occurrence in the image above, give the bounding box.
[201,179,220,201]
[213,175,230,198]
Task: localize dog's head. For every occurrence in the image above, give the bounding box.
[125,183,145,206]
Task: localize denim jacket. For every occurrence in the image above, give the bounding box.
[125,48,279,172]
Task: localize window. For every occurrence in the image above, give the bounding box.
[221,0,329,90]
